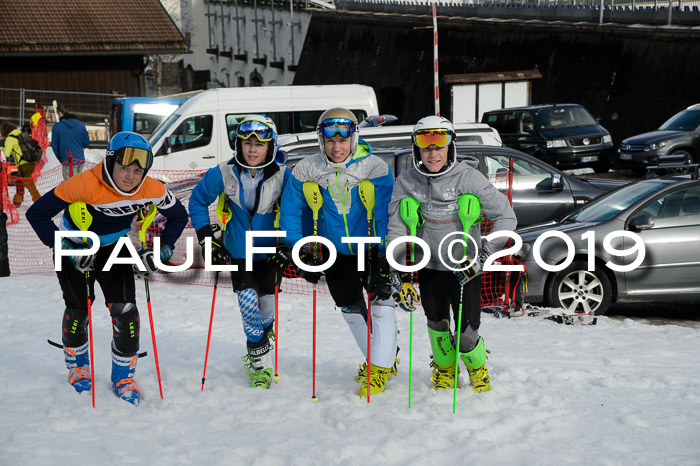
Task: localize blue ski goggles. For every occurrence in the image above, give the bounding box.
[114,147,153,170]
[237,119,276,142]
[318,118,357,139]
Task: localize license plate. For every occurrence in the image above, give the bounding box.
[581,155,598,163]
[619,153,632,160]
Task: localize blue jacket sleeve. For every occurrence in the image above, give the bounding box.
[50,124,62,163]
[26,189,69,248]
[188,165,225,232]
[81,123,90,148]
[158,195,188,249]
[279,175,306,249]
[371,167,394,257]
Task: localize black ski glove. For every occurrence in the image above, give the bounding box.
[133,245,174,278]
[60,238,95,273]
[297,248,323,284]
[267,246,292,286]
[368,258,393,301]
[196,224,231,266]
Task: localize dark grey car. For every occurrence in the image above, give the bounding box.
[516,172,700,315]
[618,104,700,173]
[391,145,625,227]
[482,104,614,173]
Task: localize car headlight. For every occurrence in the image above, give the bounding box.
[645,141,667,151]
[603,135,612,144]
[546,139,567,148]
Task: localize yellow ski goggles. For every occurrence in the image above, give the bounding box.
[413,129,453,149]
[237,119,276,142]
[114,147,153,170]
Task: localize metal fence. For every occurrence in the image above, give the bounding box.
[0,88,125,148]
[336,0,700,26]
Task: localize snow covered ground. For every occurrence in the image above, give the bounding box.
[1,273,699,465]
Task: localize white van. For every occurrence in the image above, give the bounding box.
[147,85,379,171]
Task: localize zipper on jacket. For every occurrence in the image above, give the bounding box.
[335,168,353,255]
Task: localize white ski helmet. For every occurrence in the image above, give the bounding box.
[412,115,457,177]
[316,108,359,161]
[234,115,278,169]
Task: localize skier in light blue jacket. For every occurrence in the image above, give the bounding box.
[279,108,398,397]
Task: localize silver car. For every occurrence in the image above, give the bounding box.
[516,171,700,315]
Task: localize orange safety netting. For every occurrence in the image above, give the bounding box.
[4,162,517,309]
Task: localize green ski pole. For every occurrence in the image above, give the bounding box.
[398,196,422,409]
[453,193,482,414]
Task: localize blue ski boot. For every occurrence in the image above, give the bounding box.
[64,342,91,393]
[111,352,140,406]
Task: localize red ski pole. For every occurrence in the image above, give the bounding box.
[86,274,95,408]
[68,202,96,408]
[366,297,372,403]
[138,206,163,398]
[144,277,163,398]
[201,195,230,390]
[303,181,323,401]
[68,150,74,177]
[312,281,318,401]
[201,270,219,391]
[274,284,279,382]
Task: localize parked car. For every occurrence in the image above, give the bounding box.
[359,114,398,127]
[405,145,625,227]
[481,104,614,173]
[617,104,700,173]
[109,97,186,140]
[515,169,700,315]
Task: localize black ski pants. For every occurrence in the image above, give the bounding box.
[57,242,139,355]
[417,267,482,334]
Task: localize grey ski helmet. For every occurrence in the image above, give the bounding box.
[316,108,359,161]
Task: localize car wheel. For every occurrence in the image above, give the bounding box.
[666,150,695,174]
[545,260,612,315]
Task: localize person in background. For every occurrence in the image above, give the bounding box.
[189,115,290,390]
[26,132,188,406]
[51,104,90,180]
[1,122,41,207]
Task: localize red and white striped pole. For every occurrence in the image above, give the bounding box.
[432,1,440,116]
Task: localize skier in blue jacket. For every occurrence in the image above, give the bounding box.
[189,115,291,389]
[51,104,90,179]
[279,108,398,397]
